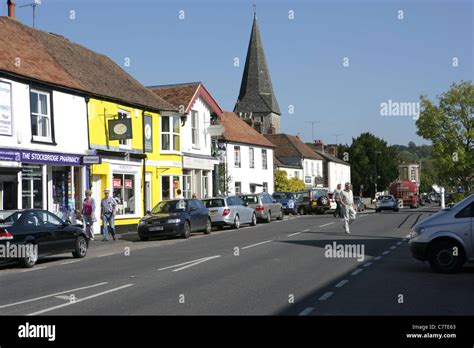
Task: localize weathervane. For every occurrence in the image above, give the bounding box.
[253,4,257,17]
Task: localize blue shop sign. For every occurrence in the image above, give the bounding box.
[0,148,83,166]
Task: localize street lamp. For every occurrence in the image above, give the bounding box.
[374,151,382,198]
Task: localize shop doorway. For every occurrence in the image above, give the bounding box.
[91,175,102,235]
[0,181,18,210]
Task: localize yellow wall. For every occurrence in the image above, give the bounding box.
[87,98,182,226]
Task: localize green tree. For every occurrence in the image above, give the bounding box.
[287,177,306,192]
[218,163,232,195]
[274,170,289,192]
[338,132,399,198]
[416,81,473,192]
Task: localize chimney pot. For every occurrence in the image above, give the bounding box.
[314,139,324,152]
[7,0,15,18]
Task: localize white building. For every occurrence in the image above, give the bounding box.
[312,141,351,191]
[150,82,222,199]
[274,157,303,180]
[217,112,275,195]
[265,134,324,187]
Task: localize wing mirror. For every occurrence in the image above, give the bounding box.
[146,210,152,215]
[63,219,71,226]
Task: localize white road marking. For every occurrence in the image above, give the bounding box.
[299,307,314,316]
[390,246,397,250]
[287,232,301,237]
[54,295,71,301]
[242,240,272,249]
[319,222,335,228]
[172,255,222,272]
[363,262,373,268]
[382,250,390,255]
[60,260,82,265]
[0,282,108,309]
[97,253,117,258]
[374,256,382,261]
[303,229,310,232]
[20,267,46,272]
[396,241,403,245]
[158,255,220,271]
[351,269,363,276]
[335,280,349,288]
[28,284,134,316]
[405,234,411,238]
[318,292,334,301]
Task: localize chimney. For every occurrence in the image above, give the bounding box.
[326,144,338,156]
[314,139,324,152]
[7,0,15,18]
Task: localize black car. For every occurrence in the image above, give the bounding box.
[0,209,89,268]
[137,199,211,240]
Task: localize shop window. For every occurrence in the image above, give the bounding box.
[161,176,170,200]
[30,89,52,142]
[22,164,43,209]
[161,116,180,151]
[112,173,135,215]
[183,171,192,198]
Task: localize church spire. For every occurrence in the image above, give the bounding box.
[234,12,281,134]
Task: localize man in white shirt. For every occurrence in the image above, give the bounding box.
[340,182,356,234]
[333,183,342,218]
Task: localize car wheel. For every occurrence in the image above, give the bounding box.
[298,207,306,215]
[375,209,380,213]
[277,209,283,220]
[250,213,257,226]
[72,236,88,258]
[233,215,240,229]
[266,211,272,223]
[428,240,465,274]
[19,242,38,268]
[203,218,212,234]
[394,208,399,212]
[139,235,149,241]
[182,221,191,239]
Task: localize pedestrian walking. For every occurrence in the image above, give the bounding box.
[333,183,343,218]
[101,188,117,241]
[82,190,96,240]
[341,182,356,234]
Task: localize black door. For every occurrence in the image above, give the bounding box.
[188,200,205,230]
[42,211,75,252]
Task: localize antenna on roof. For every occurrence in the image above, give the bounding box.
[19,0,41,28]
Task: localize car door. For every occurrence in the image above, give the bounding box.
[235,196,250,223]
[267,194,279,215]
[196,199,209,227]
[19,211,56,255]
[453,202,474,258]
[46,211,76,252]
[188,200,203,231]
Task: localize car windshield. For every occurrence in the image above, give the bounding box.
[203,199,225,208]
[0,211,22,224]
[152,200,187,213]
[273,193,292,199]
[379,196,393,201]
[240,195,258,204]
[312,189,328,199]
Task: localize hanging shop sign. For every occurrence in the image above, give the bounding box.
[82,155,101,165]
[0,81,12,137]
[144,115,152,153]
[108,118,132,141]
[0,148,82,165]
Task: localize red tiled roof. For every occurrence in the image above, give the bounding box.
[264,133,324,160]
[0,17,176,112]
[219,111,275,148]
[149,82,200,111]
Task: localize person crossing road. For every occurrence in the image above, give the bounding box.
[340,182,356,234]
[333,183,343,218]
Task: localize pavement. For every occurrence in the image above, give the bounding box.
[0,205,472,316]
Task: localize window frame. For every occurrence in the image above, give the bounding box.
[191,110,199,148]
[30,88,54,144]
[262,149,268,170]
[234,146,241,168]
[249,147,255,168]
[161,115,181,153]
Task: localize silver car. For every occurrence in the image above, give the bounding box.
[203,196,257,229]
[239,193,283,223]
[409,194,473,273]
[375,195,399,212]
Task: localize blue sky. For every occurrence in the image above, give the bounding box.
[5,0,472,146]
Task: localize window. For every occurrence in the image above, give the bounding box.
[234,146,241,168]
[161,115,180,151]
[22,164,43,209]
[294,171,299,179]
[30,89,52,142]
[191,110,199,147]
[118,110,131,147]
[455,202,474,218]
[263,182,268,192]
[161,175,181,200]
[305,162,308,175]
[249,148,255,168]
[262,149,268,170]
[311,162,314,176]
[250,184,257,193]
[183,170,192,198]
[235,181,241,194]
[112,173,135,215]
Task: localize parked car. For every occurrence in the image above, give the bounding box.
[239,193,283,223]
[203,196,257,229]
[354,196,366,212]
[327,192,338,211]
[138,199,211,240]
[272,192,298,215]
[294,188,331,215]
[0,209,89,268]
[409,194,474,273]
[375,195,399,212]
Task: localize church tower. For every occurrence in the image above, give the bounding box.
[234,12,281,134]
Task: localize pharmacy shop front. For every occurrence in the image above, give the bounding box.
[0,148,87,220]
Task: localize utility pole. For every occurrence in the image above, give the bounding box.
[305,121,319,142]
[374,151,382,198]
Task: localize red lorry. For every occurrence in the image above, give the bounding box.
[389,179,419,209]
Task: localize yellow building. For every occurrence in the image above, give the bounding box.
[87,99,184,232]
